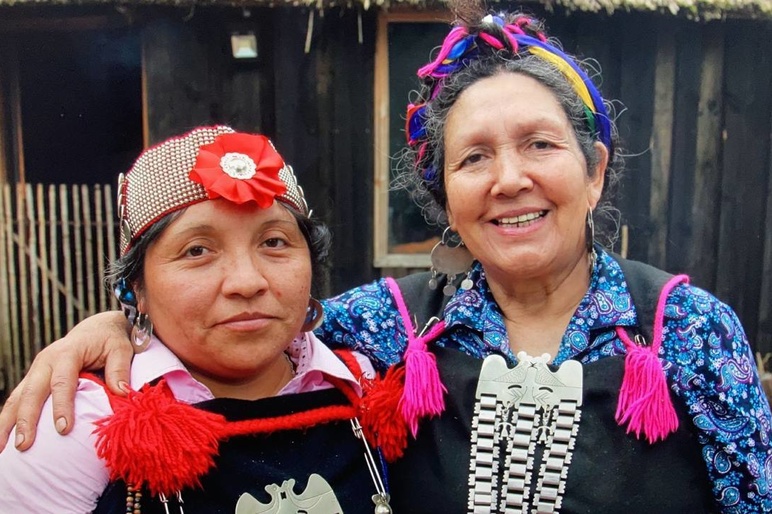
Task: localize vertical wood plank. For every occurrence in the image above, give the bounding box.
[665,20,701,277]
[686,24,724,290]
[648,25,676,269]
[37,184,52,346]
[0,185,11,390]
[4,186,19,385]
[72,185,84,322]
[758,119,772,355]
[49,185,62,340]
[616,17,657,263]
[24,183,41,360]
[95,184,107,313]
[15,184,28,371]
[60,184,74,331]
[716,21,772,345]
[81,184,95,316]
[104,184,118,310]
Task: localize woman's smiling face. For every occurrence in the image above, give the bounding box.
[136,200,312,397]
[443,72,607,284]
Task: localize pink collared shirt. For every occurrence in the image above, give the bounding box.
[0,333,373,513]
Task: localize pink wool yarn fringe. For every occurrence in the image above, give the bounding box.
[385,277,447,438]
[615,274,689,444]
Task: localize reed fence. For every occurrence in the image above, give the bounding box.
[0,183,119,401]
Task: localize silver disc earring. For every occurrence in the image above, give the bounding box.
[130,312,153,354]
[429,227,474,297]
[301,297,325,332]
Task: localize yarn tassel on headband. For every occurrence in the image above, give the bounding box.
[614,274,688,444]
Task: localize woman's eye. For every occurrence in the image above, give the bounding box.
[462,153,484,166]
[263,237,288,249]
[532,140,553,150]
[185,246,207,257]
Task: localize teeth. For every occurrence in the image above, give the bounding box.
[499,211,544,226]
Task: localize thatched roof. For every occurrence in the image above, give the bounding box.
[1,0,770,19]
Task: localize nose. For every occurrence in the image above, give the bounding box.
[220,251,269,298]
[489,151,533,197]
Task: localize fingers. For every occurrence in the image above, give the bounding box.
[0,364,52,452]
[48,357,83,437]
[0,387,22,452]
[104,339,134,397]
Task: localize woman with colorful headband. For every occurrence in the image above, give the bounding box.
[3,4,772,512]
[0,126,396,513]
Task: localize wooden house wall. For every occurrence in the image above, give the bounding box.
[1,5,770,354]
[140,7,378,297]
[537,11,772,355]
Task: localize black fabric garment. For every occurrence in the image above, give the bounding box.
[94,388,378,514]
[387,256,715,513]
[388,346,715,514]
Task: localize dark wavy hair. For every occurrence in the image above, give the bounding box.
[395,1,623,247]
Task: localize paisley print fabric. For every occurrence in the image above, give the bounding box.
[319,248,772,512]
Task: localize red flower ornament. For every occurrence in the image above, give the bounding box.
[189,133,287,207]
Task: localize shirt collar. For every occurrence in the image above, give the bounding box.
[130,331,367,404]
[440,249,638,357]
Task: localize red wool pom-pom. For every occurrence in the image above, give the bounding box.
[359,365,409,463]
[94,379,227,497]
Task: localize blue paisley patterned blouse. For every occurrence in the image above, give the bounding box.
[318,248,772,513]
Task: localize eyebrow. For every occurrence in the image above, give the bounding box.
[168,217,298,238]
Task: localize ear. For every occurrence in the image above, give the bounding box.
[587,142,608,209]
[132,281,146,312]
[445,208,455,231]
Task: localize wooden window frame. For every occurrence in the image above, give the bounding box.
[372,9,450,268]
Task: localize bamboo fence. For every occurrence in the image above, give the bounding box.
[0,183,119,399]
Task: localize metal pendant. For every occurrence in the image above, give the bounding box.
[467,353,584,514]
[235,474,343,514]
[430,240,474,276]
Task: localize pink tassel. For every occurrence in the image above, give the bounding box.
[401,322,447,437]
[614,274,689,444]
[385,278,448,438]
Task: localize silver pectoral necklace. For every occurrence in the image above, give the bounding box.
[467,352,583,514]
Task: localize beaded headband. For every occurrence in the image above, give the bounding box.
[117,125,309,255]
[406,14,613,182]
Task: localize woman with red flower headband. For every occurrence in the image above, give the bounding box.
[0,126,395,513]
[3,1,772,512]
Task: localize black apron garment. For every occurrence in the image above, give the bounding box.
[387,346,715,514]
[387,256,715,513]
[94,388,378,514]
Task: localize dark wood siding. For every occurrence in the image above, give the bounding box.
[2,5,770,353]
[546,12,772,354]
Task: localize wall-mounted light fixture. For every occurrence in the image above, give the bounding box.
[230,31,258,60]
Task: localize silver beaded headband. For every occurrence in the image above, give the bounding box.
[116,125,309,255]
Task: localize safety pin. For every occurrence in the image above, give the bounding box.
[417,316,440,338]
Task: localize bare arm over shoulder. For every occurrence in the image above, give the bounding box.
[0,310,132,452]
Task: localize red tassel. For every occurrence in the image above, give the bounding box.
[359,366,409,463]
[94,379,227,497]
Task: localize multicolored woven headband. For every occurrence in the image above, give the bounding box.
[406,15,612,180]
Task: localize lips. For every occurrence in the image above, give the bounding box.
[493,210,547,228]
[217,312,275,331]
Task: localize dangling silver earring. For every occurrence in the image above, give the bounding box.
[586,210,597,272]
[130,312,153,354]
[301,297,324,332]
[429,227,474,297]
